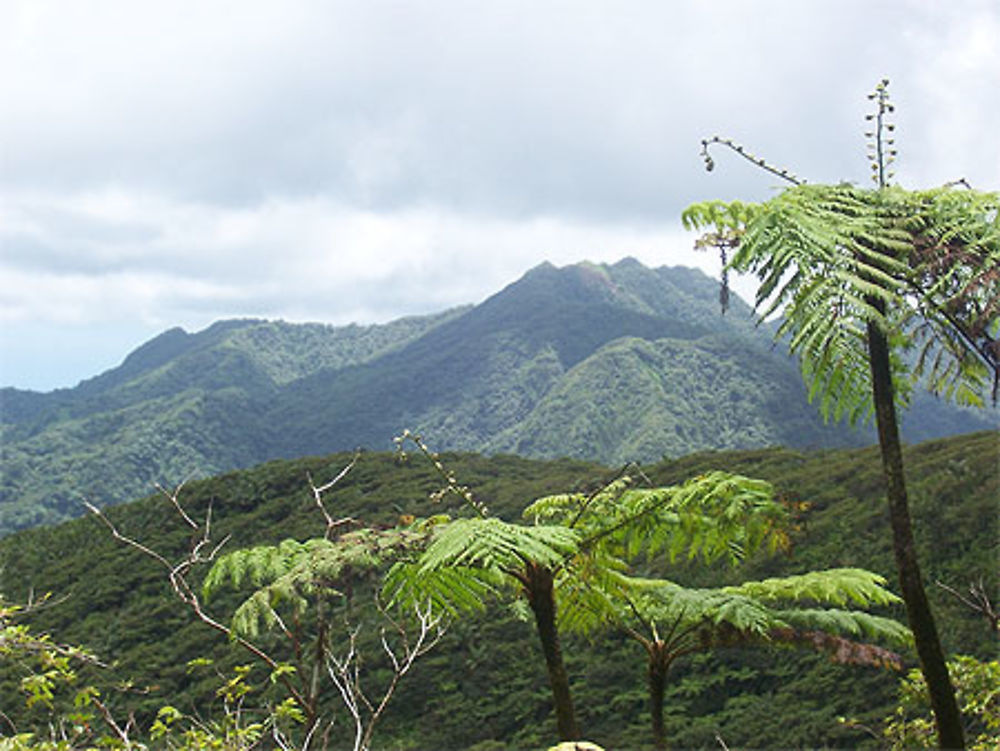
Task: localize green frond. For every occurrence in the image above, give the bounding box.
[523,492,588,526]
[681,199,758,232]
[723,568,901,608]
[418,517,580,574]
[710,594,778,636]
[640,581,778,636]
[524,476,634,528]
[555,574,622,636]
[382,561,503,616]
[203,539,336,600]
[685,182,1000,415]
[775,608,912,646]
[554,550,631,635]
[588,569,908,657]
[204,526,434,637]
[229,587,307,640]
[602,472,787,566]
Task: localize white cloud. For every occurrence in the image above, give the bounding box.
[1,0,997,389]
[2,188,734,326]
[901,1,1000,188]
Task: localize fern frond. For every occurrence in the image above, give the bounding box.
[382,561,503,616]
[204,526,434,637]
[554,550,631,635]
[723,568,901,608]
[524,476,634,528]
[597,472,786,566]
[687,182,1000,413]
[418,518,580,574]
[203,538,335,600]
[775,608,912,646]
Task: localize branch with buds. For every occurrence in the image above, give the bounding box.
[394,429,490,517]
[699,135,803,186]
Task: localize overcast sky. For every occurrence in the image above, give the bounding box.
[2,0,998,391]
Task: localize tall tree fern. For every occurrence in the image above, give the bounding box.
[387,445,792,743]
[681,79,997,749]
[531,477,910,750]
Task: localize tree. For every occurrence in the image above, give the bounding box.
[386,433,789,742]
[681,79,999,749]
[202,526,448,751]
[0,599,304,751]
[525,482,911,750]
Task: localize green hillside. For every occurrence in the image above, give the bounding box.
[1,432,996,749]
[2,259,993,534]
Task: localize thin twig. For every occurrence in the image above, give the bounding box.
[155,476,197,529]
[307,452,362,540]
[700,136,804,186]
[936,578,999,633]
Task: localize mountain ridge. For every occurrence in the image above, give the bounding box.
[1,258,993,534]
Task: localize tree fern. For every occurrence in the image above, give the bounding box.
[576,568,910,750]
[682,80,990,749]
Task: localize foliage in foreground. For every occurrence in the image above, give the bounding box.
[847,655,1000,750]
[1,433,997,749]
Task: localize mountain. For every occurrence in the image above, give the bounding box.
[1,433,996,749]
[1,258,994,534]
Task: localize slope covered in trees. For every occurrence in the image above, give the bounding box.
[1,431,995,749]
[2,259,992,534]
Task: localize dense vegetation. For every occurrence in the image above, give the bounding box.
[2,260,992,534]
[2,431,995,749]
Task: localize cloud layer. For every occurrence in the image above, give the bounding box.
[2,0,998,389]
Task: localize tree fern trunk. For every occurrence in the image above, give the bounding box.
[866,320,965,750]
[525,563,580,741]
[648,650,669,751]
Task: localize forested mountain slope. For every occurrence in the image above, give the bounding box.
[1,258,993,533]
[1,432,995,749]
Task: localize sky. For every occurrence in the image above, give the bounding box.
[2,0,998,392]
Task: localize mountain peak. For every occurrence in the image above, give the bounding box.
[3,257,991,535]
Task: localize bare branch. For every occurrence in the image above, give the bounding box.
[155,475,197,529]
[323,598,445,751]
[90,696,138,748]
[86,501,176,573]
[936,578,999,633]
[361,599,444,751]
[86,493,309,714]
[307,452,361,540]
